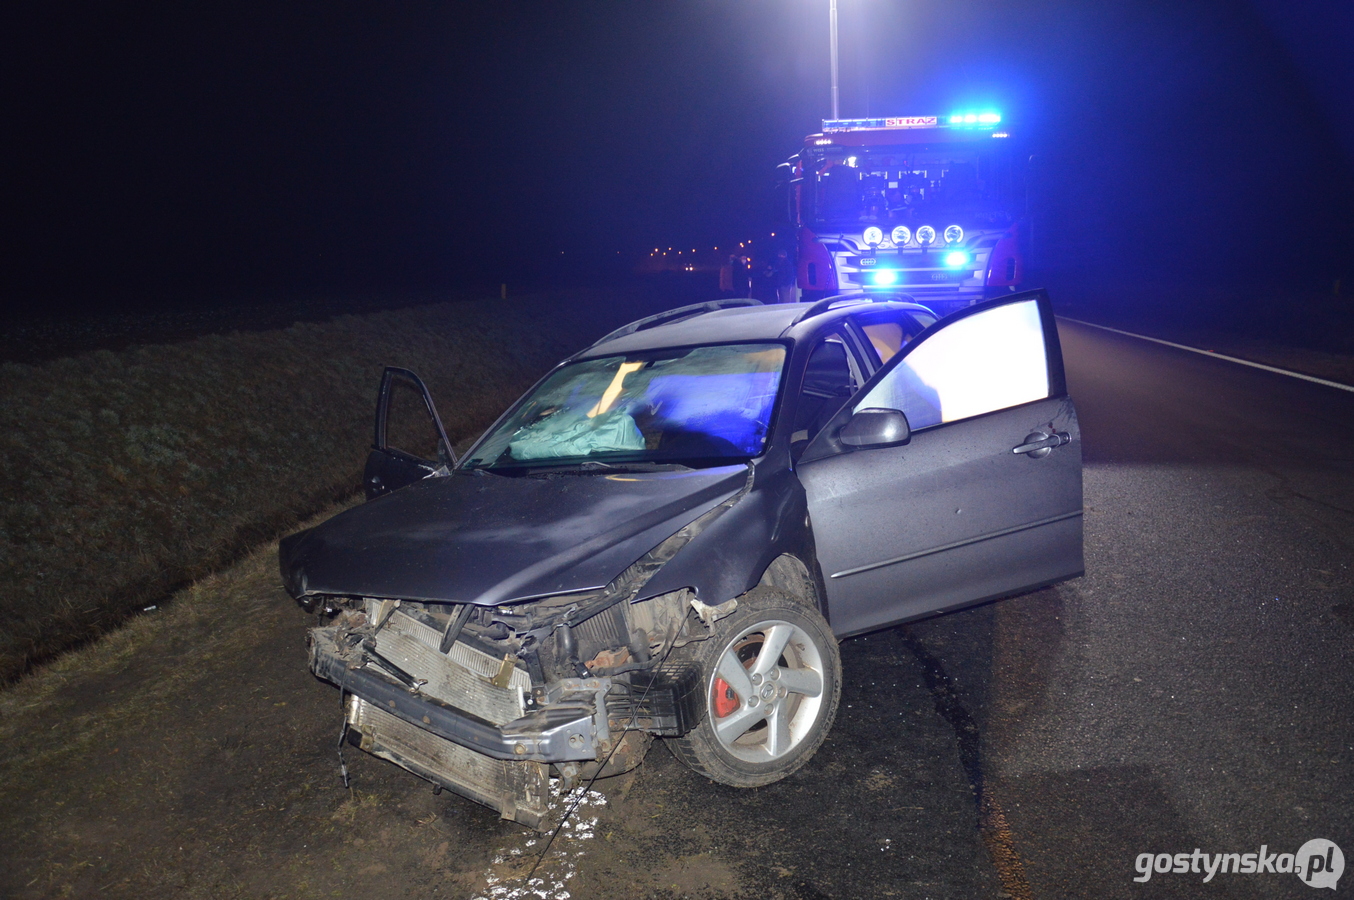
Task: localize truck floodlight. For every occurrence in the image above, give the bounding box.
[916,225,937,246]
[862,227,884,247]
[891,226,912,246]
[944,225,964,244]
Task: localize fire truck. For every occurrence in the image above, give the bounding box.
[782,112,1027,315]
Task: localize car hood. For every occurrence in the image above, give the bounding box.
[279,464,749,606]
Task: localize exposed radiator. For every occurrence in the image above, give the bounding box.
[348,696,549,828]
[367,604,529,725]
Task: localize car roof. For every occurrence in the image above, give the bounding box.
[575,298,935,359]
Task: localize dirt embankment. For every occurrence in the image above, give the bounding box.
[0,287,682,682]
[0,503,997,900]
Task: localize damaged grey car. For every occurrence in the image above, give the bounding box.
[279,290,1083,827]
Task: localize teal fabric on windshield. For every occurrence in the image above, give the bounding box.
[507,408,645,460]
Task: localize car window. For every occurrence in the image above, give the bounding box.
[463,342,787,468]
[850,310,936,368]
[853,298,1049,430]
[384,373,445,461]
[791,332,862,446]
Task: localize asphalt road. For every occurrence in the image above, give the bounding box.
[906,318,1354,898]
[2,315,1351,900]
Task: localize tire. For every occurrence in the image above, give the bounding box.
[667,587,841,787]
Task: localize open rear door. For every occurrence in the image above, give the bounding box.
[364,367,455,500]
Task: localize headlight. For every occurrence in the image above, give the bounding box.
[871,269,899,285]
[862,226,883,247]
[944,250,970,268]
[891,225,911,245]
[944,225,964,244]
[916,225,936,245]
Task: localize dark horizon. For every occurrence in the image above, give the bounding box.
[4,0,1353,319]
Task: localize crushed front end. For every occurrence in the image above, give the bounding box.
[304,582,704,828]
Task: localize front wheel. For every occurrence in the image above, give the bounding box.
[667,587,841,787]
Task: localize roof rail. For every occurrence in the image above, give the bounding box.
[587,298,764,349]
[787,297,870,327]
[786,291,921,328]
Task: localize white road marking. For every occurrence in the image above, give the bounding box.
[1059,317,1354,394]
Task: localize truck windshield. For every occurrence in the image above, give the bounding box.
[462,343,787,470]
[804,143,1018,230]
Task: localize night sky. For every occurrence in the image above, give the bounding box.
[4,0,1353,317]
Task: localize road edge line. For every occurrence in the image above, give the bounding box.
[1058,317,1354,394]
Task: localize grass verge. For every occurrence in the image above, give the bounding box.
[0,286,682,683]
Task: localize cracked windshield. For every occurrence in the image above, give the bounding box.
[464,343,786,468]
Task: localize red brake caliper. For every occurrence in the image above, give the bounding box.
[713,676,740,717]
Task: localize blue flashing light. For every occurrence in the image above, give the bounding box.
[948,110,1003,127]
[871,269,899,286]
[944,250,971,268]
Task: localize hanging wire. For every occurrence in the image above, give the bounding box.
[525,638,680,880]
[336,688,351,790]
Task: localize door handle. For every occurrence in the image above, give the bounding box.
[1012,430,1070,458]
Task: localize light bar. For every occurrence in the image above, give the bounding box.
[822,115,938,132]
[947,111,1002,126]
[821,112,1002,134]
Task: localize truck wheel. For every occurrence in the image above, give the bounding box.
[667,587,841,787]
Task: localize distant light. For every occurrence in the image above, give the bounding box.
[944,250,970,268]
[992,132,1010,139]
[964,114,978,124]
[978,113,1001,124]
[949,115,963,124]
[815,138,833,146]
[871,270,899,286]
[846,156,858,167]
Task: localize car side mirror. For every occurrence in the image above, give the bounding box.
[838,408,910,449]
